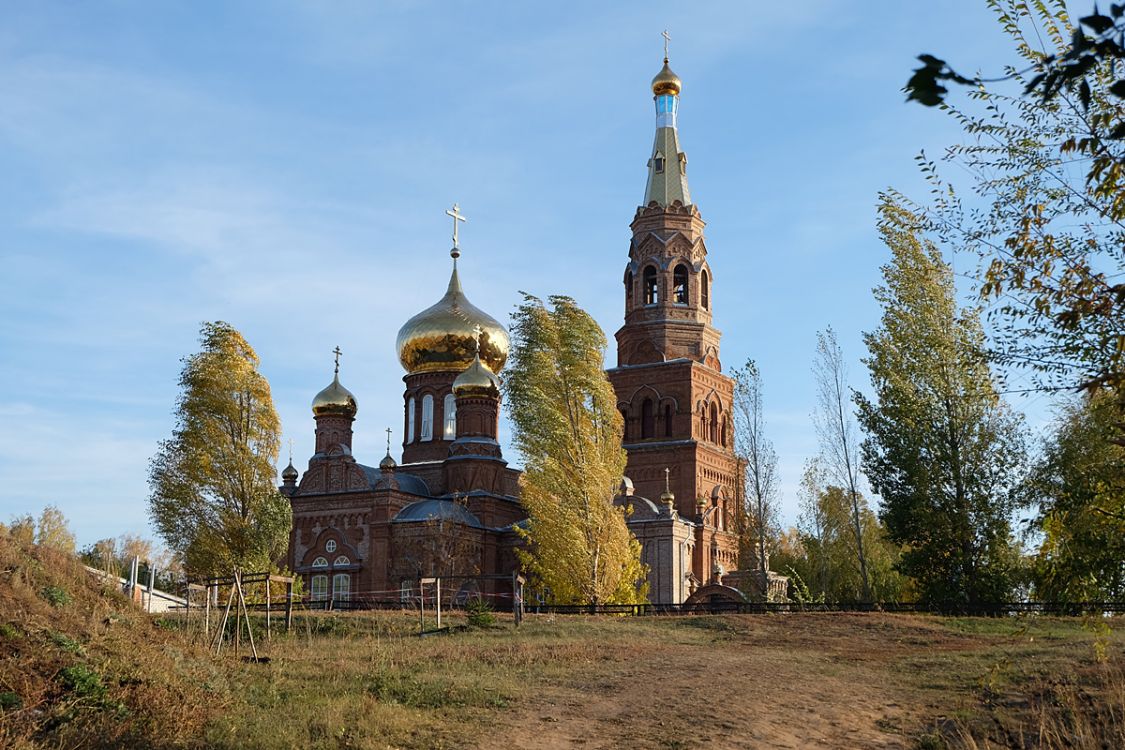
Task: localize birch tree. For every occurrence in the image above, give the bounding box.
[731,359,779,597]
[812,327,872,602]
[148,321,291,577]
[504,294,647,605]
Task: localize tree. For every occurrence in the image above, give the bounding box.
[1026,391,1125,602]
[856,198,1027,607]
[148,321,290,577]
[731,360,780,596]
[812,327,872,602]
[903,1,1125,423]
[35,505,76,554]
[503,294,647,606]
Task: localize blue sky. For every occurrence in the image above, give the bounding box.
[0,1,1047,547]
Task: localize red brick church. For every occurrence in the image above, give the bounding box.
[283,52,777,606]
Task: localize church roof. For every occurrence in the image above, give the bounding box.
[392,498,483,528]
[358,464,430,496]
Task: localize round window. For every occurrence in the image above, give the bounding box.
[325,539,337,553]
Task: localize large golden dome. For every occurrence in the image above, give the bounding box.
[396,266,509,375]
[651,58,682,96]
[311,373,357,417]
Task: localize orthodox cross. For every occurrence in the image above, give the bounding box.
[472,324,483,357]
[288,438,294,464]
[385,427,392,454]
[332,345,342,375]
[664,467,671,493]
[662,29,671,60]
[446,203,467,257]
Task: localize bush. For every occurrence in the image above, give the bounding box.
[59,665,106,700]
[465,597,495,628]
[49,631,84,654]
[41,585,71,607]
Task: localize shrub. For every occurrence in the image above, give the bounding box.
[0,623,22,640]
[465,597,495,628]
[59,665,106,700]
[49,631,84,654]
[41,585,70,607]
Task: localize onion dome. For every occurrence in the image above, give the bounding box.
[379,452,397,471]
[651,58,682,96]
[452,352,501,398]
[396,265,509,375]
[282,461,299,482]
[311,373,357,418]
[659,467,675,507]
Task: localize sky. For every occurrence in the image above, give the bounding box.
[0,1,1052,548]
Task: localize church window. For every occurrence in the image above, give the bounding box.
[643,266,659,305]
[641,398,655,439]
[673,264,689,304]
[312,556,328,568]
[721,417,729,447]
[709,403,719,444]
[654,155,665,173]
[325,540,337,553]
[421,395,434,441]
[701,270,710,309]
[334,555,350,566]
[310,574,328,601]
[332,573,350,602]
[664,404,673,437]
[443,393,457,439]
[624,270,633,308]
[407,397,416,443]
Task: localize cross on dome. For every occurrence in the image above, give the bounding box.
[446,202,467,260]
[333,345,343,375]
[662,29,671,61]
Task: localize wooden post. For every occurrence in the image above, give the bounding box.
[147,563,156,613]
[233,570,259,661]
[204,584,212,639]
[213,583,236,654]
[436,578,442,630]
[284,580,294,633]
[265,577,271,642]
[513,572,525,627]
[418,581,425,633]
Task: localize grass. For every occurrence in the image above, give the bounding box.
[2,531,1122,749]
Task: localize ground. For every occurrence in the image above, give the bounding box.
[2,534,1122,749]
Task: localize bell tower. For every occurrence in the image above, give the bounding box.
[607,42,741,582]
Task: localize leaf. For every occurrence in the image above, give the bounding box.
[1110,79,1125,97]
[1080,13,1115,34]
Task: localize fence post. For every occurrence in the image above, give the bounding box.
[147,564,156,613]
[284,579,294,633]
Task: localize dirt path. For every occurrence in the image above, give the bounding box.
[493,614,975,749]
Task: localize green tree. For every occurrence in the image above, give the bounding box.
[504,294,647,606]
[903,1,1125,420]
[856,198,1026,607]
[1027,392,1125,602]
[731,359,780,596]
[35,505,76,554]
[148,321,290,577]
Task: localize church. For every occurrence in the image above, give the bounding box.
[282,51,780,607]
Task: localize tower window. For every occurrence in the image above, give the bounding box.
[641,398,655,439]
[624,270,633,309]
[673,264,689,304]
[421,394,434,441]
[664,404,673,437]
[709,403,719,444]
[407,397,416,443]
[643,266,659,305]
[443,393,457,439]
[701,270,710,309]
[654,155,665,174]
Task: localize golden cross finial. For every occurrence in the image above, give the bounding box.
[288,438,293,464]
[472,324,483,358]
[385,427,392,454]
[332,346,342,375]
[662,29,671,61]
[664,467,671,493]
[446,203,467,259]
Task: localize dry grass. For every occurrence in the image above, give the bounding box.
[2,535,1122,749]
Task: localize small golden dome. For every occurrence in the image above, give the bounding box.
[282,461,299,481]
[651,58,681,96]
[396,266,510,375]
[379,452,397,471]
[453,353,501,397]
[311,374,357,417]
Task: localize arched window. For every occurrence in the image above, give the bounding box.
[406,397,416,443]
[334,555,350,566]
[701,269,710,309]
[421,394,434,441]
[625,270,633,309]
[620,408,629,440]
[664,404,673,437]
[332,573,350,602]
[325,539,337,554]
[709,403,719,443]
[310,574,328,601]
[673,264,689,304]
[643,266,659,305]
[443,393,457,439]
[641,398,655,439]
[312,556,328,568]
[721,417,728,447]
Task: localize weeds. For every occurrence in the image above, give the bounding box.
[58,665,106,701]
[40,585,70,607]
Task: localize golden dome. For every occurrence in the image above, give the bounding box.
[311,373,357,417]
[396,266,509,375]
[651,58,681,96]
[453,352,501,397]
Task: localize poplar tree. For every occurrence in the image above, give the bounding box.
[148,321,290,577]
[731,359,779,597]
[504,294,647,606]
[856,198,1026,607]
